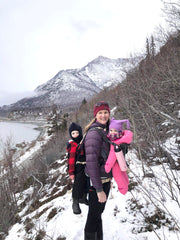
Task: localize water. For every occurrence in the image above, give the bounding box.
[0,121,41,147]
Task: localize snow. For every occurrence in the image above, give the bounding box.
[4,149,180,240]
[5,182,180,239]
[31,56,142,107]
[2,117,180,240]
[163,135,179,161]
[0,125,51,177]
[110,106,118,116]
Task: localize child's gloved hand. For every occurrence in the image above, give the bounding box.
[114,145,122,152]
[120,143,129,155]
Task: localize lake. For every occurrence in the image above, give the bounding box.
[0,121,41,147]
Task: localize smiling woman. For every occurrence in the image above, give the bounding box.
[83,101,111,239]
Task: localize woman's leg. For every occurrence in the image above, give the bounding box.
[84,182,110,240]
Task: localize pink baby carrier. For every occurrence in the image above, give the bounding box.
[105,119,133,195]
[114,119,130,172]
[114,146,128,171]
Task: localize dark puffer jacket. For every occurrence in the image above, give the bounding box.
[85,121,112,192]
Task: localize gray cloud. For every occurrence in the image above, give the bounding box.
[0,91,36,107]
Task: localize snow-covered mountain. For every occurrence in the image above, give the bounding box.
[1,56,140,111]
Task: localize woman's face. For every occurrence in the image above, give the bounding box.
[96,110,110,125]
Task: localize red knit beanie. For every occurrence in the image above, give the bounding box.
[93,101,110,117]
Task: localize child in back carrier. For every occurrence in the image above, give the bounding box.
[105,118,133,194]
[66,122,88,215]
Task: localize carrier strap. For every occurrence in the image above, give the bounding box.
[91,127,118,147]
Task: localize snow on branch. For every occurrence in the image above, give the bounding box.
[149,105,180,127]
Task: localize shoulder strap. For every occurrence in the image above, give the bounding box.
[88,127,118,147]
[85,127,130,155]
[79,126,119,147]
[78,126,100,145]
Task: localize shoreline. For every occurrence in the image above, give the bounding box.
[0,120,47,146]
[0,117,47,125]
[0,121,49,163]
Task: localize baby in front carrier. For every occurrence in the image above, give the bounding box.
[66,122,88,215]
[105,118,133,194]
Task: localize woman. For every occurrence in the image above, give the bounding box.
[84,101,112,240]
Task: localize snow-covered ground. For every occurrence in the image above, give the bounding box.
[1,115,179,240]
[4,149,180,240]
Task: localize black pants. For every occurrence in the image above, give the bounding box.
[84,182,111,238]
[72,164,88,199]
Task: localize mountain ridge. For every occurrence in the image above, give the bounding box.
[0,55,141,112]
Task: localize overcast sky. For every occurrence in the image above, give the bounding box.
[0,0,166,106]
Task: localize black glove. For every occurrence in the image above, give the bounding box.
[119,143,129,156]
[114,144,122,152]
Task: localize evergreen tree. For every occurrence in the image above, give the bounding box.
[82,98,87,105]
[47,104,60,135]
[146,37,150,59]
[150,35,156,57]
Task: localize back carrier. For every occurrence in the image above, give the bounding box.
[72,134,87,200]
[73,127,129,195]
[75,126,129,170]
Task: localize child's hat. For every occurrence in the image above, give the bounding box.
[109,117,130,132]
[69,122,82,137]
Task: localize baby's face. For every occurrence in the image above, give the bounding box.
[109,128,119,135]
[108,128,121,140]
[71,130,79,138]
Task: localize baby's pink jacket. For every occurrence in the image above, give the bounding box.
[105,130,133,195]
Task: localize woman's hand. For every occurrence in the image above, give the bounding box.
[70,175,75,180]
[97,191,107,203]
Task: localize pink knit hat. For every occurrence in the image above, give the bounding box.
[109,117,130,131]
[93,101,110,117]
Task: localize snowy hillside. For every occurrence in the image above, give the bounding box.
[1,103,179,240]
[1,114,179,240]
[4,149,180,240]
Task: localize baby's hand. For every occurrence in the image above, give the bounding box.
[70,175,75,180]
[120,143,129,155]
